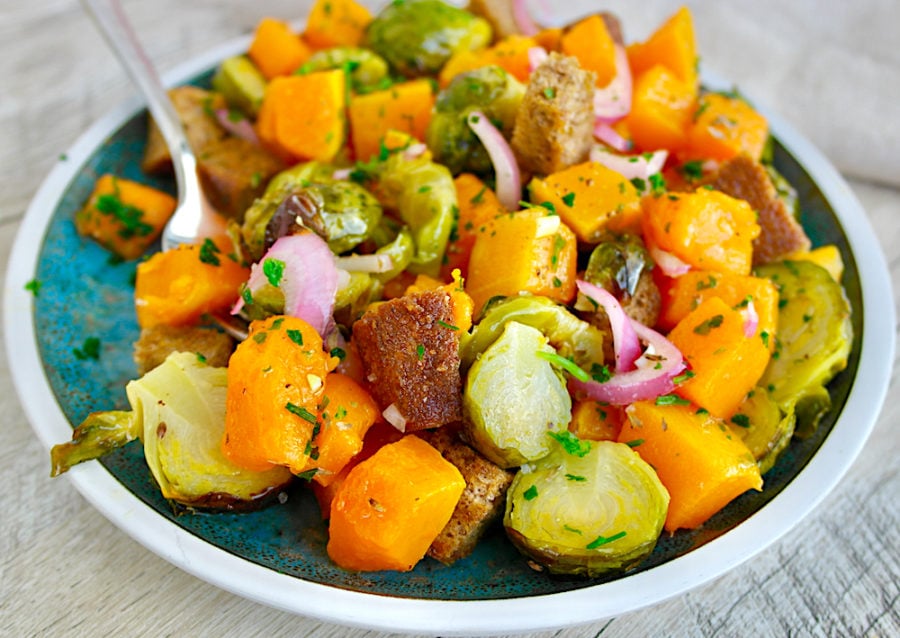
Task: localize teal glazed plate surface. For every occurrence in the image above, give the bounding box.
[6,36,895,635]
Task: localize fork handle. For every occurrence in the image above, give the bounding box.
[79,0,200,209]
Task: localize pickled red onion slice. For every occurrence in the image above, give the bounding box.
[467,110,521,210]
[569,321,685,405]
[232,233,339,337]
[576,280,641,372]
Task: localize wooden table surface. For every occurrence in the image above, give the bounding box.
[2,1,898,636]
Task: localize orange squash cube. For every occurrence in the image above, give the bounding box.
[642,188,761,276]
[529,161,643,241]
[620,401,762,532]
[466,208,578,315]
[327,435,466,571]
[75,174,176,260]
[667,296,772,418]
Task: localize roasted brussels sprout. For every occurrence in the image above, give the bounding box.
[298,46,391,93]
[756,259,853,437]
[463,321,571,468]
[426,65,525,175]
[460,294,606,372]
[729,387,796,474]
[241,166,383,260]
[211,55,267,116]
[583,232,651,299]
[51,353,293,509]
[365,0,492,78]
[376,151,456,276]
[505,439,669,577]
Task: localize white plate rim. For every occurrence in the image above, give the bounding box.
[4,34,895,636]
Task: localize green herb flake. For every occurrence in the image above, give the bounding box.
[673,370,696,385]
[73,336,101,361]
[535,350,589,382]
[731,414,751,428]
[696,407,710,415]
[523,485,539,500]
[253,331,267,344]
[263,258,286,287]
[590,363,612,383]
[563,524,583,534]
[286,402,318,424]
[416,343,425,360]
[586,530,627,549]
[296,469,318,481]
[287,329,305,346]
[565,474,587,482]
[330,347,347,360]
[693,314,724,335]
[24,278,42,296]
[436,320,459,331]
[655,394,691,406]
[94,189,154,239]
[681,160,704,180]
[195,352,207,364]
[470,186,487,204]
[548,430,592,457]
[197,238,221,266]
[562,192,576,207]
[625,438,644,448]
[542,87,556,100]
[240,286,253,306]
[760,330,770,347]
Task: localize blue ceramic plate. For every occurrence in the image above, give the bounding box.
[6,36,895,635]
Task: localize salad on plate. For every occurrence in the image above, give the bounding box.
[49,0,853,579]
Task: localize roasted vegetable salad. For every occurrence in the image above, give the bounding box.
[53,0,853,578]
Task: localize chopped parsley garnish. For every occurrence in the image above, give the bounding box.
[94,191,153,239]
[286,402,318,424]
[198,238,221,266]
[562,192,576,207]
[731,414,751,428]
[240,286,253,306]
[693,314,724,335]
[416,343,425,360]
[673,370,696,385]
[655,394,691,406]
[436,320,459,331]
[73,336,101,361]
[263,257,285,287]
[24,278,41,296]
[253,331,267,344]
[296,469,318,481]
[523,485,539,500]
[470,186,487,204]
[586,530,627,549]
[760,330,770,347]
[624,438,644,448]
[590,363,612,383]
[542,87,556,99]
[195,352,207,364]
[548,430,591,457]
[680,160,704,180]
[330,347,347,360]
[565,474,587,482]
[535,350,590,382]
[287,329,305,346]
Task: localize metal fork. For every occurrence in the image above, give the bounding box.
[81,0,225,251]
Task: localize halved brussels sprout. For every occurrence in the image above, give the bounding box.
[365,0,492,78]
[463,321,571,468]
[298,46,391,93]
[460,294,606,372]
[426,66,525,175]
[756,259,852,437]
[729,386,796,475]
[583,232,651,299]
[245,177,382,260]
[505,439,669,577]
[51,352,293,509]
[376,151,457,276]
